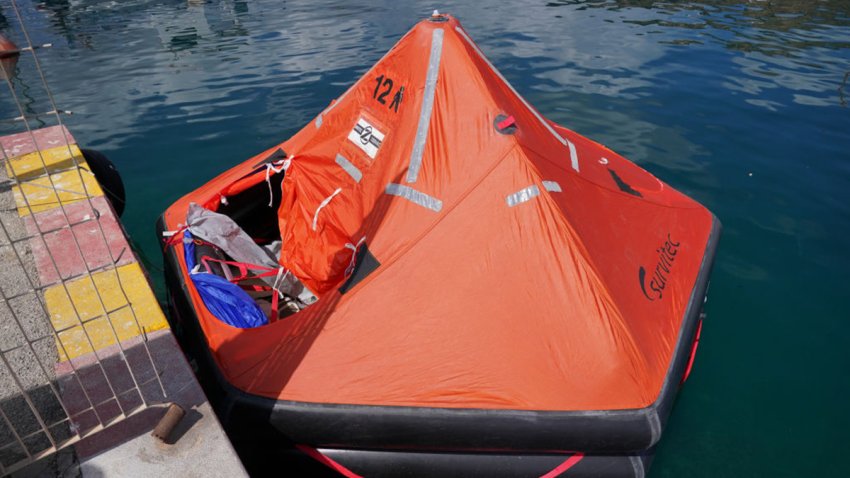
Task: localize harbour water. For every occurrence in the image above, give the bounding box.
[1,1,848,476]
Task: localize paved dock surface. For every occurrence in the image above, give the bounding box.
[0,126,246,477]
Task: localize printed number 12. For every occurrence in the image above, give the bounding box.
[373,75,393,104]
[373,74,403,113]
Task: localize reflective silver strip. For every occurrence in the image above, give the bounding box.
[335,154,362,183]
[385,183,442,212]
[315,79,355,129]
[506,185,540,207]
[455,26,580,172]
[567,139,579,172]
[406,28,445,184]
[542,180,562,192]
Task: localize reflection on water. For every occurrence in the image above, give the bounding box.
[2,1,845,147]
[0,1,848,477]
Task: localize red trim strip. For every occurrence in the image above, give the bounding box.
[162,226,188,248]
[200,256,281,282]
[497,115,516,130]
[295,445,363,478]
[540,452,585,478]
[681,319,703,384]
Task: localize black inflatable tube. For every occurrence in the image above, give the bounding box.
[318,448,654,478]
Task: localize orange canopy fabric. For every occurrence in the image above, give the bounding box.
[164,14,714,412]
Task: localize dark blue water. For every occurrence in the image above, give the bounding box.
[2,1,849,476]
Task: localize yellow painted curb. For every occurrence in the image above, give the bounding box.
[6,144,85,180]
[44,263,169,361]
[5,144,103,216]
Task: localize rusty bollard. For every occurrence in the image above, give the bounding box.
[151,403,185,444]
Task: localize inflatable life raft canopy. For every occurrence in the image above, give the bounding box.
[161,13,720,456]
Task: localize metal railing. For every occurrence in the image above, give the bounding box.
[0,0,166,474]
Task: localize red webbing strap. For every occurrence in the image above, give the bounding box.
[295,445,363,478]
[162,226,188,248]
[270,282,280,323]
[200,256,280,282]
[540,452,585,478]
[200,256,285,323]
[497,115,516,130]
[297,445,581,478]
[681,319,704,384]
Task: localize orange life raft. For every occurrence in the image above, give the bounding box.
[159,12,719,477]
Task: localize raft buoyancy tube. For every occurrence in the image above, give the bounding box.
[81,149,126,217]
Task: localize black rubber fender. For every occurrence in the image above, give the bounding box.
[81,148,125,217]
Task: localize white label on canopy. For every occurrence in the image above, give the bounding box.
[348,117,384,160]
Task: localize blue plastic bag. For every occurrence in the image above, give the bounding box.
[183,231,268,328]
